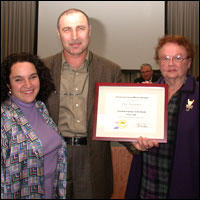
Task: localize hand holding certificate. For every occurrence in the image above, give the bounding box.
[92,83,168,143]
[132,136,160,151]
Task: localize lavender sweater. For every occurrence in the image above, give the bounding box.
[10,96,62,199]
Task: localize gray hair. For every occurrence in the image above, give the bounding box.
[140,63,152,70]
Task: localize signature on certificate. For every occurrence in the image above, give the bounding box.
[136,122,149,128]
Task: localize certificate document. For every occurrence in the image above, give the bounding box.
[92,83,168,143]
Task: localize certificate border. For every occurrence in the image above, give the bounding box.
[92,83,168,143]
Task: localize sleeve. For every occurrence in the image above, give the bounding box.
[42,56,53,71]
[53,138,67,199]
[1,117,9,199]
[119,141,140,155]
[114,65,122,83]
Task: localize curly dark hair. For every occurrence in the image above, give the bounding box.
[1,52,55,104]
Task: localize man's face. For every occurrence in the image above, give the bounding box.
[57,12,91,56]
[141,66,153,81]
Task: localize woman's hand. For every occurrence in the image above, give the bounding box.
[131,136,159,151]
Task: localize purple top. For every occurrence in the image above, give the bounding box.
[10,96,62,199]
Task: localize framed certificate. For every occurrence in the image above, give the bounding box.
[92,83,168,143]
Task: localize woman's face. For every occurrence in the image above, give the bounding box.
[158,42,191,81]
[8,62,40,103]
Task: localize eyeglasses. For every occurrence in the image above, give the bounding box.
[141,70,151,74]
[61,73,88,96]
[159,54,189,64]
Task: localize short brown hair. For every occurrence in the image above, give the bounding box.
[154,35,194,62]
[57,8,90,30]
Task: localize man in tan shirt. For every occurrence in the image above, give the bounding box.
[43,9,122,199]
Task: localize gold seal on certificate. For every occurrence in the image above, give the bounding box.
[92,83,168,143]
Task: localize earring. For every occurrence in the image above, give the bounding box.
[9,89,12,95]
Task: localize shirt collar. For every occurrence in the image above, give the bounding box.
[62,51,89,72]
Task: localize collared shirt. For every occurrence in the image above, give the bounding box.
[58,52,89,137]
[140,90,180,199]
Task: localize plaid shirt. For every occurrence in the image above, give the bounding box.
[1,99,67,199]
[140,91,180,199]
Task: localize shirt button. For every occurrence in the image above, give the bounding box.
[75,88,78,91]
[76,72,79,75]
[77,120,80,123]
[76,104,79,107]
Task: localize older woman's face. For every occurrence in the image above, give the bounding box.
[8,62,40,103]
[158,42,191,81]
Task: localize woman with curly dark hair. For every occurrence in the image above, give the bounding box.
[1,52,55,103]
[1,52,67,199]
